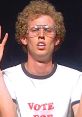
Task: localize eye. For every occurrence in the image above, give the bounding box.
[30,27,39,32]
[44,27,54,32]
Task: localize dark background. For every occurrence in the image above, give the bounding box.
[0,0,82,71]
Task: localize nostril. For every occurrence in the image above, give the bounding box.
[38,35,45,40]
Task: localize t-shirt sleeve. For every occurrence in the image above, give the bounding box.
[3,71,16,101]
[71,74,82,106]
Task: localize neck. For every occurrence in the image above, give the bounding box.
[24,56,56,76]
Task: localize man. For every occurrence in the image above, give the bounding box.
[0,0,82,117]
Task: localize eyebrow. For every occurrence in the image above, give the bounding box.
[29,25,55,28]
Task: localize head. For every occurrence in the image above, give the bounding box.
[15,0,66,61]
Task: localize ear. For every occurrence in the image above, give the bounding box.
[20,37,28,45]
[55,39,60,46]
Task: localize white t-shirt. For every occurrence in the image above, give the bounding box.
[3,64,82,117]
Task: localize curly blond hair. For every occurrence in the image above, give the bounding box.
[15,0,66,52]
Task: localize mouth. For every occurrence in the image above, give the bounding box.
[37,42,46,50]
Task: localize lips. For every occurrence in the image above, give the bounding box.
[37,42,46,49]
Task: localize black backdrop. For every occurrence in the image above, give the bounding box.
[0,0,82,71]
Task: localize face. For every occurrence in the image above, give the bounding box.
[21,15,60,62]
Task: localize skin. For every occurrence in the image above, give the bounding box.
[0,15,81,116]
[75,96,82,117]
[0,26,8,62]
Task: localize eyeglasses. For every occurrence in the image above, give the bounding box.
[27,25,56,38]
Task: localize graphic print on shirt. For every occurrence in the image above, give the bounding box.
[27,102,54,117]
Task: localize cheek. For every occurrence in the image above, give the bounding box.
[50,38,59,47]
[27,38,37,48]
[47,39,55,46]
[46,40,55,52]
[49,39,57,51]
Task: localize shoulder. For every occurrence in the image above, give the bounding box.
[2,64,22,77]
[57,64,81,74]
[56,64,82,87]
[56,64,82,81]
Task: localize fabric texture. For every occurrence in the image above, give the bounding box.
[3,64,82,117]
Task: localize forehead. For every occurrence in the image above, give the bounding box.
[28,15,55,27]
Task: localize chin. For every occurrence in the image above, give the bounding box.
[36,55,52,63]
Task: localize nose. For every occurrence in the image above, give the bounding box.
[38,29,45,39]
